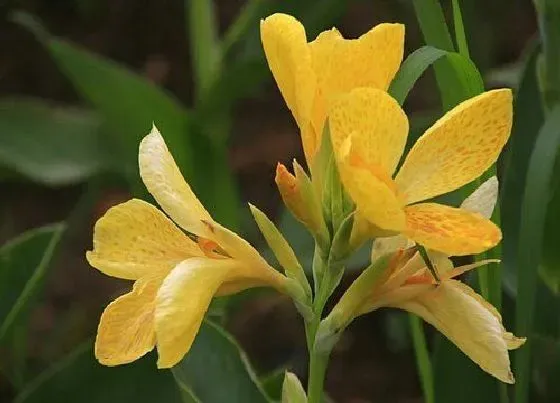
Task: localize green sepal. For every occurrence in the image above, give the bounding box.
[249,203,311,298]
[281,372,307,403]
[312,122,354,237]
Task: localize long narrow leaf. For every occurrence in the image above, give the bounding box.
[514,105,560,403]
[12,12,192,185]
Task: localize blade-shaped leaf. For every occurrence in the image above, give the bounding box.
[0,98,105,186]
[0,224,65,343]
[514,105,560,403]
[172,320,271,403]
[433,336,500,403]
[389,45,483,107]
[12,12,192,183]
[389,46,447,105]
[501,43,543,295]
[15,343,181,403]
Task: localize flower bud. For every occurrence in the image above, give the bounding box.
[275,161,328,245]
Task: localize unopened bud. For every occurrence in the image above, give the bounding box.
[275,161,328,245]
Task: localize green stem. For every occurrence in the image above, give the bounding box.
[409,314,434,403]
[307,346,329,403]
[305,249,334,403]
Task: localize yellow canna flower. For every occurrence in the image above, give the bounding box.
[356,249,525,384]
[86,126,289,369]
[260,13,404,166]
[328,87,513,255]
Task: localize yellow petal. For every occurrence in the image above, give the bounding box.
[86,199,202,280]
[461,176,499,219]
[261,14,316,161]
[349,213,397,250]
[404,203,502,256]
[337,137,406,231]
[312,23,404,109]
[155,258,238,368]
[95,276,161,366]
[308,28,343,140]
[371,235,414,263]
[201,220,287,292]
[139,126,213,238]
[427,249,454,276]
[395,90,513,204]
[444,258,501,280]
[394,280,523,383]
[329,88,409,175]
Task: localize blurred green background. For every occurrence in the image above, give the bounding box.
[2,0,559,402]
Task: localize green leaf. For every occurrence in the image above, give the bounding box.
[501,42,544,295]
[0,98,105,186]
[389,46,483,106]
[451,0,470,58]
[540,154,560,294]
[412,0,484,110]
[15,343,181,403]
[186,0,221,101]
[515,105,560,403]
[389,46,447,105]
[12,12,192,183]
[433,335,500,403]
[0,224,65,344]
[261,368,286,401]
[409,315,434,403]
[171,320,271,403]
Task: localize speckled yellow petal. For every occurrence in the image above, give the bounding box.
[155,258,239,368]
[308,28,342,142]
[337,137,406,231]
[396,90,513,204]
[261,14,316,161]
[461,176,499,219]
[312,23,404,108]
[404,203,501,256]
[95,276,161,366]
[139,126,213,238]
[394,280,523,383]
[86,199,202,280]
[329,88,409,175]
[201,220,288,292]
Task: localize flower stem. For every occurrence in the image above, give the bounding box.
[305,250,334,403]
[307,344,329,403]
[409,314,434,403]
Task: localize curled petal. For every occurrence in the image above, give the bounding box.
[139,126,213,238]
[155,258,238,368]
[95,276,161,366]
[396,90,513,204]
[261,14,316,161]
[337,137,406,231]
[87,199,201,280]
[404,203,501,256]
[312,23,405,107]
[394,280,524,383]
[201,220,287,292]
[329,88,409,176]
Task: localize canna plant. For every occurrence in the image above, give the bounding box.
[87,12,525,403]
